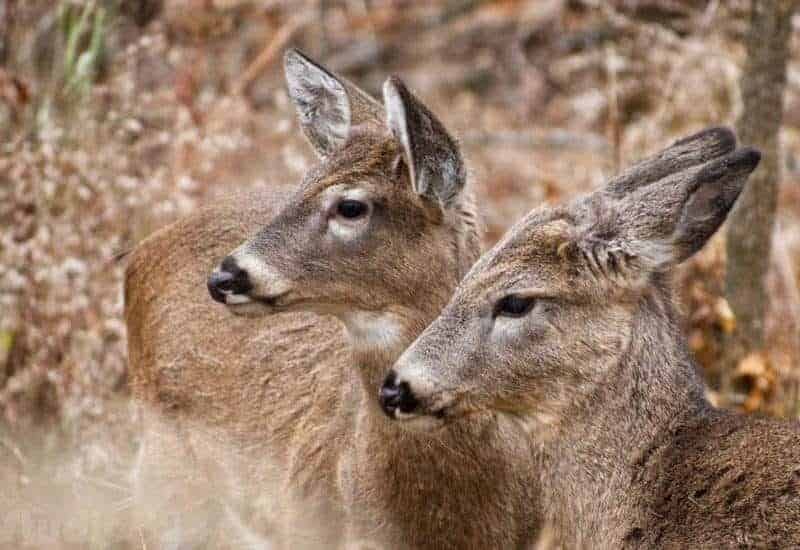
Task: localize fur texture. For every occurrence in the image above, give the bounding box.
[127,51,542,549]
[392,127,800,549]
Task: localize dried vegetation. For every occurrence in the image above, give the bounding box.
[0,0,798,546]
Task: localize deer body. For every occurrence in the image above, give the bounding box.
[387,127,800,548]
[338,344,539,549]
[128,50,543,548]
[533,298,800,549]
[126,189,354,545]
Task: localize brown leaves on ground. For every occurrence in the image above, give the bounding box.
[734,352,777,413]
[681,232,800,417]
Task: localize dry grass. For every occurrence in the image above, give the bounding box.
[0,0,798,546]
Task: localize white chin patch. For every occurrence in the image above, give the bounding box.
[342,311,404,352]
[225,293,253,305]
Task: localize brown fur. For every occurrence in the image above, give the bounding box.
[127,51,543,548]
[126,189,353,547]
[392,127,800,549]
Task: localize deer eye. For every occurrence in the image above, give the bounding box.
[494,295,536,318]
[336,199,369,219]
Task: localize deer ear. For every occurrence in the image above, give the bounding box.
[605,126,736,198]
[618,147,761,270]
[284,48,382,158]
[383,76,466,208]
[571,147,760,287]
[671,147,760,260]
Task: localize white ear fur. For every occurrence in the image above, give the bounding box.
[570,235,674,289]
[383,80,418,191]
[382,76,466,208]
[284,49,352,157]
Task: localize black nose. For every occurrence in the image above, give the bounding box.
[379,370,419,418]
[208,256,252,303]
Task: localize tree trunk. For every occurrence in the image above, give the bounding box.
[0,0,14,66]
[725,0,795,367]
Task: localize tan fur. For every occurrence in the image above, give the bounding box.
[127,52,543,549]
[126,189,353,547]
[392,128,800,549]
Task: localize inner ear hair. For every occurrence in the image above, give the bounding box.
[551,136,759,291]
[562,224,662,289]
[383,76,466,209]
[598,146,761,274]
[284,48,382,158]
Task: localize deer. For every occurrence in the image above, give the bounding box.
[382,128,800,549]
[128,49,546,549]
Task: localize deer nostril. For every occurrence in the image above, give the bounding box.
[396,381,419,414]
[379,383,401,418]
[379,371,419,418]
[208,270,233,303]
[208,257,253,303]
[215,271,236,291]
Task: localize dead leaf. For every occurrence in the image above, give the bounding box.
[714,297,736,334]
[734,352,776,412]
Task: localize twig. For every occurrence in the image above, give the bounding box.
[0,436,25,468]
[76,472,130,493]
[138,526,148,550]
[326,39,385,74]
[605,45,621,173]
[111,495,134,514]
[232,13,310,96]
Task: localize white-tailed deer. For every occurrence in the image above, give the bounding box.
[385,129,800,548]
[128,50,543,548]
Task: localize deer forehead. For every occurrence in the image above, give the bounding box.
[290,153,448,235]
[465,217,576,291]
[299,135,402,197]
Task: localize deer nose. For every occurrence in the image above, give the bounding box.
[208,256,252,303]
[379,370,419,418]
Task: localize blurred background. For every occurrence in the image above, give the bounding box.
[0,0,799,546]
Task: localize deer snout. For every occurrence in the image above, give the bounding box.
[379,370,420,419]
[208,256,253,304]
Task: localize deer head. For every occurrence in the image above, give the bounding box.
[208,49,479,352]
[381,128,759,433]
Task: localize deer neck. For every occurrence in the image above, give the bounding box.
[343,302,503,445]
[341,307,427,401]
[538,288,710,547]
[343,202,486,435]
